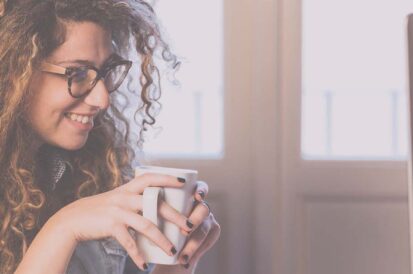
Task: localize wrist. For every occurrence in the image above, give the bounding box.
[47,209,78,244]
[15,210,79,274]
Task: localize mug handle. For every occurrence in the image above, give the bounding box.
[142,187,164,227]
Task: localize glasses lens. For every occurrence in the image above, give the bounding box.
[104,63,130,92]
[69,67,98,97]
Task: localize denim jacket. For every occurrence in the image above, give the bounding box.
[66,237,155,274]
[41,145,154,274]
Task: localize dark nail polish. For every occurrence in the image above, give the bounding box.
[171,246,177,255]
[177,177,186,183]
[184,263,190,269]
[182,254,189,263]
[186,220,194,229]
[143,263,148,270]
[198,191,205,199]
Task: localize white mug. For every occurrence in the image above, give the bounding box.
[134,165,198,265]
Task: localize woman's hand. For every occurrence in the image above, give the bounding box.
[152,180,221,274]
[54,173,194,271]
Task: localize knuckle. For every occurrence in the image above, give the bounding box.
[108,192,123,205]
[140,219,154,233]
[136,173,149,184]
[127,246,142,261]
[107,205,122,217]
[107,218,118,231]
[124,238,136,251]
[139,173,158,187]
[112,224,125,237]
[125,177,139,186]
[159,200,168,209]
[127,248,138,258]
[139,173,151,180]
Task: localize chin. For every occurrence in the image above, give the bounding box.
[64,140,88,150]
[63,143,87,151]
[48,137,88,151]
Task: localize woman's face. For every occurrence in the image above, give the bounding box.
[28,21,114,151]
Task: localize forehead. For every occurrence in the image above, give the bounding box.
[47,21,115,68]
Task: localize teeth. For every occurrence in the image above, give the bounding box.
[66,112,92,124]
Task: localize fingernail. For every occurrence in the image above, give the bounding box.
[143,263,148,270]
[198,191,205,199]
[177,177,186,183]
[184,263,190,269]
[186,220,194,229]
[182,254,189,263]
[171,246,177,255]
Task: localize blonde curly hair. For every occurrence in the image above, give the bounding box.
[0,0,179,273]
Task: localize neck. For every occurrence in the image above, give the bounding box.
[26,129,45,157]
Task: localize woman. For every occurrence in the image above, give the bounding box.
[0,0,221,273]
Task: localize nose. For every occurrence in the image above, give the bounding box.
[83,79,110,110]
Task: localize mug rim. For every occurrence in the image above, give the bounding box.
[136,165,198,175]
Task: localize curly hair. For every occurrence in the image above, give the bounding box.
[0,0,179,273]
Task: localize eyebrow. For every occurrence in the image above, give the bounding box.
[56,53,119,68]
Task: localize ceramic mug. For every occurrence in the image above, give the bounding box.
[134,165,198,264]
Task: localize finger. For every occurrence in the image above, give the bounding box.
[182,215,221,269]
[182,201,210,235]
[112,225,148,271]
[118,173,186,194]
[107,192,142,212]
[120,210,177,257]
[114,193,194,233]
[158,199,194,233]
[194,181,209,202]
[177,219,212,265]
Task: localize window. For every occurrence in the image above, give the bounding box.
[136,0,224,158]
[301,0,413,160]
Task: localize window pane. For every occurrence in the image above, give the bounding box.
[136,0,224,158]
[301,0,412,160]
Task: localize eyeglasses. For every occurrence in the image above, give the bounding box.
[40,56,133,98]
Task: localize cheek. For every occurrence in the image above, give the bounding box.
[26,76,90,149]
[29,94,60,123]
[27,90,74,136]
[27,103,62,140]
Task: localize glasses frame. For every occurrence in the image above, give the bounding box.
[40,57,133,98]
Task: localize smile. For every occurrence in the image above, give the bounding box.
[64,112,94,124]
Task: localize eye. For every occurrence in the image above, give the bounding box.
[71,67,89,83]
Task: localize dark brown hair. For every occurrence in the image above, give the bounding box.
[0,0,179,272]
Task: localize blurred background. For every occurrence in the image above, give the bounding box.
[133,0,413,273]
